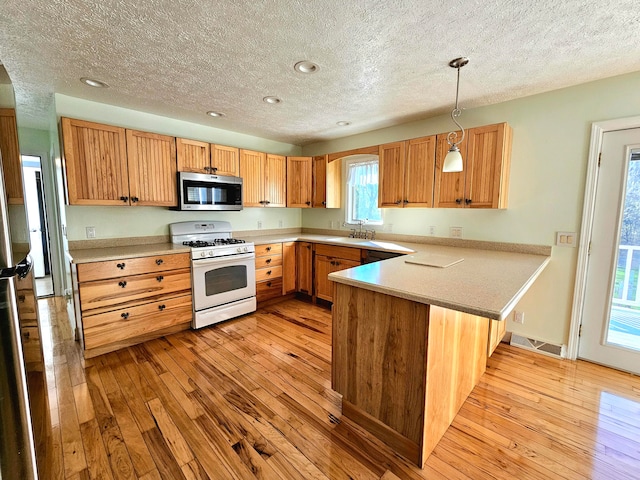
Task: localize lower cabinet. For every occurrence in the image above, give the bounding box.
[488,318,507,356]
[255,243,284,304]
[296,242,313,295]
[73,252,192,358]
[282,242,296,294]
[314,244,362,302]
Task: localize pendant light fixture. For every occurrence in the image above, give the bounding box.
[443,57,469,173]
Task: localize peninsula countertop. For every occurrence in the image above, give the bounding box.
[328,243,550,321]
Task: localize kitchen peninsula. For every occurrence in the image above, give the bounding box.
[329,244,550,467]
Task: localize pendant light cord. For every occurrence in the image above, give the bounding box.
[447,64,465,147]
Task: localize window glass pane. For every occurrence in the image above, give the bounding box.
[346,159,382,224]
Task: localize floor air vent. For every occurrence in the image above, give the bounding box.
[510,334,565,358]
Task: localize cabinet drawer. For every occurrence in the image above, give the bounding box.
[314,244,362,262]
[255,254,282,269]
[77,252,190,282]
[255,243,282,257]
[256,265,282,282]
[83,294,192,350]
[16,291,38,323]
[256,278,283,303]
[79,268,191,313]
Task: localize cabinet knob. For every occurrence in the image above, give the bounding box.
[155,259,163,265]
[156,275,164,282]
[266,258,272,264]
[395,200,402,205]
[305,201,311,206]
[266,281,272,287]
[266,246,271,252]
[131,196,139,203]
[455,198,462,204]
[18,294,25,303]
[121,312,129,319]
[264,200,271,205]
[465,198,472,205]
[204,166,211,173]
[266,270,272,275]
[404,199,409,204]
[23,330,30,339]
[259,200,266,205]
[118,281,127,288]
[117,262,126,269]
[120,196,129,203]
[322,201,326,206]
[212,167,218,173]
[158,304,166,311]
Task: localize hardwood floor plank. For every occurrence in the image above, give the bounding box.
[37,298,640,480]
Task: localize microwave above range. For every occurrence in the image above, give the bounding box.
[177,172,243,211]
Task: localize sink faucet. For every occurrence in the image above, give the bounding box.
[348,219,375,239]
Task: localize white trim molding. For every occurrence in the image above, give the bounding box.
[567,115,640,360]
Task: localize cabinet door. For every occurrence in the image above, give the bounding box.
[0,109,24,204]
[433,132,468,208]
[314,255,335,301]
[296,242,313,295]
[282,242,296,294]
[378,141,406,207]
[465,123,512,209]
[488,318,507,356]
[126,130,177,206]
[61,117,130,205]
[286,156,312,207]
[312,155,327,208]
[265,154,287,207]
[176,138,210,173]
[404,135,436,207]
[211,144,239,176]
[239,149,266,207]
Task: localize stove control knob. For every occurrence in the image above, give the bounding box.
[208,250,214,257]
[243,246,248,252]
[200,251,206,258]
[236,247,242,253]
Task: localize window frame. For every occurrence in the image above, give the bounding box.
[344,155,383,226]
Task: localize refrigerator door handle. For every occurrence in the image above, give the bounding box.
[0,255,33,279]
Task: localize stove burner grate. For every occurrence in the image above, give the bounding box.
[183,238,246,248]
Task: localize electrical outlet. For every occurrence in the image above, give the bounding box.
[257,220,262,229]
[278,220,283,228]
[449,226,463,238]
[513,311,525,324]
[86,226,96,239]
[428,226,436,236]
[556,231,576,247]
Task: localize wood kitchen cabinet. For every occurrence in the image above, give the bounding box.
[62,117,179,206]
[72,252,192,358]
[176,138,240,176]
[434,122,512,209]
[312,155,341,208]
[286,156,312,207]
[296,241,313,295]
[0,108,24,204]
[314,244,361,302]
[126,130,177,206]
[378,136,436,208]
[255,243,284,303]
[282,241,296,294]
[488,318,507,356]
[240,150,286,207]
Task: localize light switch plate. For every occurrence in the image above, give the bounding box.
[556,231,576,247]
[86,226,96,239]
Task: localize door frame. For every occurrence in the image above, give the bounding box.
[568,114,640,360]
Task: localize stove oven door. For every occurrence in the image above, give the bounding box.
[192,252,256,312]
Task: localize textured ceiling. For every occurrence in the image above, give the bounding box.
[1,0,639,146]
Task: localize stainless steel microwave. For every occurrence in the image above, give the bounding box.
[177,172,243,211]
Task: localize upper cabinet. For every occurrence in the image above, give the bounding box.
[176,139,240,177]
[126,130,177,206]
[286,156,312,208]
[62,117,177,206]
[240,150,286,207]
[0,108,24,204]
[176,138,210,174]
[434,122,512,209]
[312,155,341,208]
[62,118,129,206]
[378,136,436,208]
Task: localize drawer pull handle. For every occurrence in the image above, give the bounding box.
[121,312,130,320]
[156,275,164,282]
[156,259,163,265]
[158,304,166,311]
[118,281,127,288]
[18,294,25,302]
[117,263,126,269]
[266,281,272,287]
[266,258,272,264]
[266,270,272,275]
[23,331,30,339]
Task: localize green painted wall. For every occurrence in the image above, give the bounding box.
[301,70,640,347]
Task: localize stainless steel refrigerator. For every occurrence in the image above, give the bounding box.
[0,146,38,477]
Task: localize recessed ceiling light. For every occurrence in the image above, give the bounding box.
[80,77,109,88]
[263,96,282,104]
[294,61,319,74]
[206,111,225,117]
[336,121,351,126]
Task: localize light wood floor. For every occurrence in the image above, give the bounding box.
[37,297,640,479]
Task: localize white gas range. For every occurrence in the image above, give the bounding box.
[170,221,256,329]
